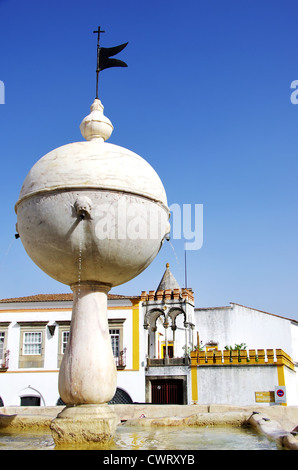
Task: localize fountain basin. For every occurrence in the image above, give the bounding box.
[0,404,298,450]
[0,405,291,450]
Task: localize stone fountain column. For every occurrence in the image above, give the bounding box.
[50,282,118,445]
[15,97,170,447]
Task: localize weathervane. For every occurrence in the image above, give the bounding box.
[93,26,128,99]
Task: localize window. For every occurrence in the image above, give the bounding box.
[62,331,69,354]
[56,321,71,368]
[18,322,47,368]
[0,332,4,362]
[108,319,125,367]
[162,343,174,358]
[110,329,120,358]
[56,321,125,369]
[23,332,42,355]
[109,323,126,369]
[0,323,9,367]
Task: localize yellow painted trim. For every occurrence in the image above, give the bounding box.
[206,346,218,351]
[131,300,140,371]
[277,364,287,406]
[191,365,198,403]
[277,365,285,386]
[0,308,72,313]
[107,306,134,310]
[160,341,174,359]
[3,368,141,374]
[3,370,59,374]
[0,306,134,313]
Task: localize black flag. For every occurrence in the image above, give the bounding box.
[98,42,128,71]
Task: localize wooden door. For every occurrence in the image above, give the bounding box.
[151,379,183,404]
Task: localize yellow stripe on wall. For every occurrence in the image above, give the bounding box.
[277,364,285,386]
[277,364,287,406]
[191,365,198,403]
[132,300,140,371]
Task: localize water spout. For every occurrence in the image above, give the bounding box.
[15,223,20,239]
[74,196,92,220]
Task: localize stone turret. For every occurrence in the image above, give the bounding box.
[142,263,195,363]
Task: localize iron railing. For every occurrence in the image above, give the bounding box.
[0,350,9,371]
[115,348,126,369]
[147,356,190,367]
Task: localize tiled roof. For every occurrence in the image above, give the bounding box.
[0,293,140,303]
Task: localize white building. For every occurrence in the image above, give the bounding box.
[0,264,297,407]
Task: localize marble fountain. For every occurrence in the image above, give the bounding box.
[14,91,170,445]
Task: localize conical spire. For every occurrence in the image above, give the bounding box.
[156,263,180,291]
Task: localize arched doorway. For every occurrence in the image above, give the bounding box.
[109,387,133,404]
[57,388,134,406]
[19,386,45,406]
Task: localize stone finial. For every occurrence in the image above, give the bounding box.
[80,99,113,142]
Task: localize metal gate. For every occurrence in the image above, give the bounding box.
[151,379,183,404]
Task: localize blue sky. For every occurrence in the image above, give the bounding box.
[0,0,298,320]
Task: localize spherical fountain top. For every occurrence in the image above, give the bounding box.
[15,99,170,288]
[16,99,167,209]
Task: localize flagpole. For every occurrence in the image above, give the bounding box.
[93,26,105,99]
[184,243,188,288]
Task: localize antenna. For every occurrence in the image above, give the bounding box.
[184,243,188,288]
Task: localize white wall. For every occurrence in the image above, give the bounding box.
[196,365,279,406]
[0,299,144,406]
[0,371,59,406]
[291,322,298,363]
[284,367,298,406]
[116,370,145,403]
[195,304,297,358]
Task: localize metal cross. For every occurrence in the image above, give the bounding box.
[93,26,105,47]
[93,26,105,98]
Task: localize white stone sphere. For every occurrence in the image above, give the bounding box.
[15,100,170,287]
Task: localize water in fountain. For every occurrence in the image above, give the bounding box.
[0,424,283,450]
